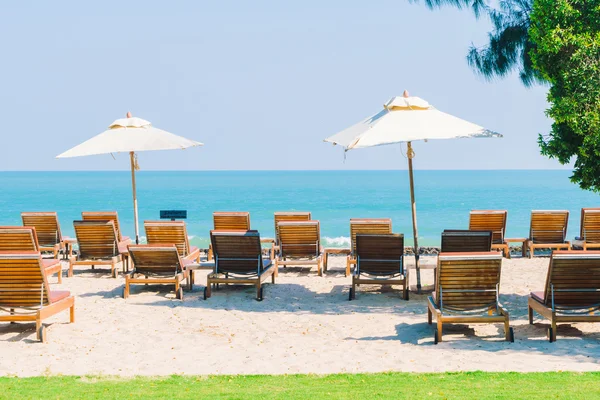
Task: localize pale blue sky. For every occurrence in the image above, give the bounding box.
[0,1,564,171]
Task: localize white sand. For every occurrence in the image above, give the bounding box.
[1,256,599,377]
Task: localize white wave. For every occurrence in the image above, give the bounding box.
[321,236,351,247]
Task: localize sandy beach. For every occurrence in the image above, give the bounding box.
[1,255,599,377]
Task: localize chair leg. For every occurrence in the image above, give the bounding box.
[528,306,533,324]
[70,303,75,323]
[68,261,74,278]
[427,308,432,325]
[274,258,279,277]
[436,320,443,343]
[345,257,350,277]
[57,268,62,284]
[504,317,511,341]
[528,244,533,259]
[551,317,557,342]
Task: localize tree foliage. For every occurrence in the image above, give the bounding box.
[410,0,542,86]
[529,0,600,191]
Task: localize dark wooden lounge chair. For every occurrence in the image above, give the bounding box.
[206,230,275,301]
[427,252,513,343]
[441,230,493,252]
[125,244,189,300]
[275,221,323,276]
[144,221,200,263]
[0,226,63,283]
[21,212,66,258]
[0,251,75,342]
[346,219,392,277]
[527,210,571,257]
[349,233,407,300]
[469,210,510,257]
[70,220,122,278]
[528,251,600,342]
[580,208,600,251]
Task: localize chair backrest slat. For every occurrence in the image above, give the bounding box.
[542,251,600,307]
[128,245,183,275]
[274,212,311,245]
[530,210,569,244]
[82,212,126,242]
[210,230,264,274]
[0,251,49,308]
[441,230,492,253]
[356,233,404,275]
[73,220,119,259]
[349,219,392,255]
[144,221,191,258]
[0,227,40,252]
[213,212,250,231]
[278,221,320,258]
[580,208,600,244]
[21,212,62,247]
[436,252,502,312]
[469,210,507,244]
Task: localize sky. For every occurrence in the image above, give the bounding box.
[0,1,565,171]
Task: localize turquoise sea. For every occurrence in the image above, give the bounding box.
[0,170,598,248]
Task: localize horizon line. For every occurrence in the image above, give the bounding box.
[0,168,573,172]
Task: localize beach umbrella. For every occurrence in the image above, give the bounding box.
[324,91,501,292]
[57,112,203,244]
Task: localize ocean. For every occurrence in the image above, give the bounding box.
[0,170,597,248]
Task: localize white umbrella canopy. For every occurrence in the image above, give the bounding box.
[57,113,203,244]
[324,91,501,292]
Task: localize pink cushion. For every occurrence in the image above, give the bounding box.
[49,290,70,303]
[530,291,545,303]
[42,259,60,268]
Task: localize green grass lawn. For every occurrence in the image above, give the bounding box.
[1,372,599,399]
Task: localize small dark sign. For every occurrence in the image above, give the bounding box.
[160,210,187,220]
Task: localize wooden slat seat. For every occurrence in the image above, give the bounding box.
[469,210,510,257]
[70,220,122,278]
[21,212,66,258]
[206,230,275,301]
[275,221,323,276]
[0,251,75,342]
[580,208,600,250]
[0,227,63,283]
[125,244,188,300]
[271,212,312,259]
[427,252,513,343]
[342,218,392,276]
[441,230,493,253]
[207,212,251,260]
[350,233,407,300]
[528,251,600,342]
[82,211,131,243]
[527,210,571,257]
[144,221,200,263]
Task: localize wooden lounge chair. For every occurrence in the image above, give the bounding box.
[0,251,75,342]
[206,230,275,301]
[275,221,323,276]
[469,210,510,257]
[527,210,571,258]
[69,220,122,278]
[579,208,600,251]
[207,212,251,260]
[349,233,407,300]
[21,212,66,258]
[125,244,189,300]
[82,211,131,243]
[528,251,600,342]
[441,230,493,253]
[144,221,201,263]
[346,219,393,277]
[0,227,63,283]
[427,252,513,343]
[271,212,312,259]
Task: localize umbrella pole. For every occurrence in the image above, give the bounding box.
[130,151,140,244]
[407,141,421,293]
